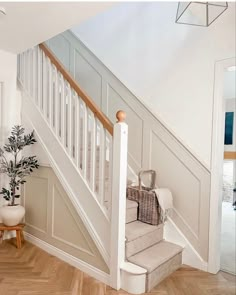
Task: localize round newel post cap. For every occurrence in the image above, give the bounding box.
[116,110,126,123]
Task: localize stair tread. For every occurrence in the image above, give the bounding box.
[126,221,162,242]
[128,241,183,273]
[126,199,138,209]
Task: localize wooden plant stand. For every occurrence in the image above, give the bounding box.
[0,223,25,249]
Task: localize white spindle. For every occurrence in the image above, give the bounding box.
[24,51,27,87]
[38,49,43,109]
[32,48,37,102]
[36,47,41,106]
[25,51,29,92]
[98,124,105,204]
[78,99,83,171]
[64,82,71,151]
[67,84,72,155]
[23,51,27,90]
[42,52,47,116]
[89,114,96,191]
[46,58,51,123]
[51,67,57,132]
[30,49,34,98]
[82,102,88,179]
[76,97,81,169]
[60,77,66,143]
[27,50,31,95]
[71,91,77,162]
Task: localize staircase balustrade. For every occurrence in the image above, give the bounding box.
[18,45,116,213]
[18,44,128,289]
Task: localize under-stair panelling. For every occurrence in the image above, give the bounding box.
[22,166,109,273]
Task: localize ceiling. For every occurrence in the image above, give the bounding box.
[0,2,113,54]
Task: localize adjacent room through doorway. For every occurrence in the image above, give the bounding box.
[220,66,236,275]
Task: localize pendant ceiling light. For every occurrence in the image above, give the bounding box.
[0,7,6,15]
[176,2,228,27]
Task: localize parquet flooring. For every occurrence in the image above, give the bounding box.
[0,239,235,295]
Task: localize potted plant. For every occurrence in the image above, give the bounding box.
[0,125,39,226]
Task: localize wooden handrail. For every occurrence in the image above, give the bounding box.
[39,43,113,136]
[224,151,236,160]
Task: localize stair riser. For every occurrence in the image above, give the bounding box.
[126,207,138,223]
[147,252,182,292]
[126,226,163,258]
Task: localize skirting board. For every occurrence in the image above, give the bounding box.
[164,217,208,272]
[24,232,110,285]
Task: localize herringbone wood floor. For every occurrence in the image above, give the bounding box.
[0,239,235,295]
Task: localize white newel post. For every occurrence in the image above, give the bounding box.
[110,111,128,290]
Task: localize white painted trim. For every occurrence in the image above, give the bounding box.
[38,162,51,168]
[24,232,110,285]
[121,262,146,294]
[164,217,208,272]
[208,57,236,274]
[110,121,128,289]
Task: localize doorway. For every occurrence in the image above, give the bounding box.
[220,66,236,275]
[208,58,236,274]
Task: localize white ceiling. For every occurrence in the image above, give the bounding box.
[0,2,113,54]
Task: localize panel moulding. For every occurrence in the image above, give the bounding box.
[51,184,95,257]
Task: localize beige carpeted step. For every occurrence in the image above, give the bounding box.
[125,221,163,258]
[128,240,183,291]
[126,200,138,224]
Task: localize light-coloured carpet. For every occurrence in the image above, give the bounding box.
[221,201,236,275]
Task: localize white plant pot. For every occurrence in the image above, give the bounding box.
[0,205,25,226]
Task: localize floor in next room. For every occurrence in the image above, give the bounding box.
[221,201,236,275]
[0,239,235,295]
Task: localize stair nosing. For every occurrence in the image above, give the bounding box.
[127,240,183,273]
[125,221,163,242]
[126,238,165,257]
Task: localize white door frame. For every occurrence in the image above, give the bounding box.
[208,57,236,273]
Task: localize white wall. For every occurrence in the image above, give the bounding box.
[224,70,236,100]
[0,49,19,139]
[0,49,18,211]
[71,2,236,167]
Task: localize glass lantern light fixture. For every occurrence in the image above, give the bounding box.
[0,7,6,15]
[176,2,228,27]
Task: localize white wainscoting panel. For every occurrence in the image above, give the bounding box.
[107,84,143,171]
[22,166,109,274]
[24,174,49,234]
[52,183,94,256]
[74,49,102,108]
[46,30,211,261]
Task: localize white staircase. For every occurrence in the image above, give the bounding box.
[18,42,183,294]
[125,200,183,293]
